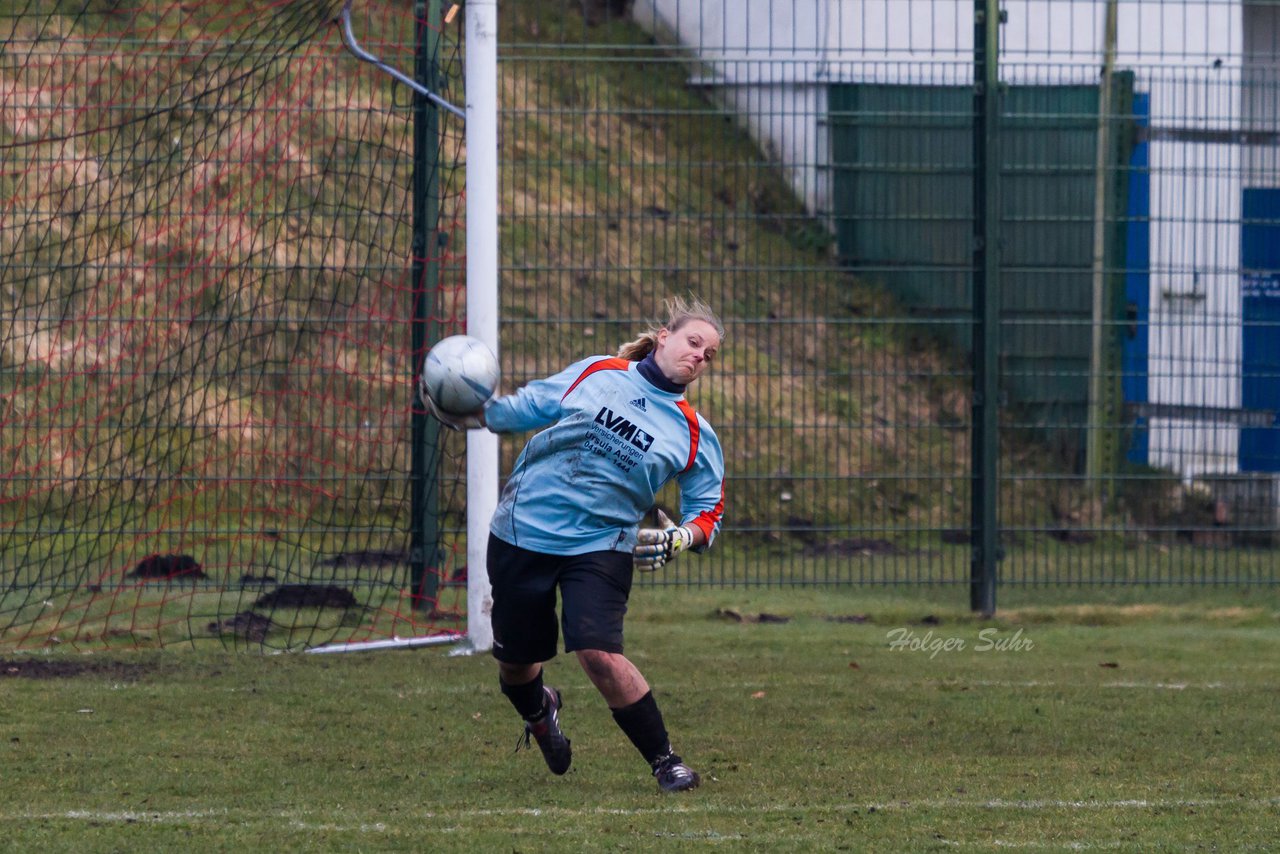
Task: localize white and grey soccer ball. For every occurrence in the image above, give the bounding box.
[420,335,500,416]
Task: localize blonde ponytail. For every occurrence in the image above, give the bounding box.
[616,331,660,361]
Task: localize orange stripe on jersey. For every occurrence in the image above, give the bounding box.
[675,400,722,539]
[676,399,700,473]
[561,357,631,401]
[688,483,725,543]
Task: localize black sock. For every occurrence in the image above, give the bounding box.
[500,669,547,721]
[611,691,672,766]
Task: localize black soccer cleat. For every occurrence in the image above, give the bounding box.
[652,752,701,792]
[520,686,572,775]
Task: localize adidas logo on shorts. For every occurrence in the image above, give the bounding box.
[628,397,647,411]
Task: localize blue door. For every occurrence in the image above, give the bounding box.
[1240,187,1280,472]
[1123,93,1150,465]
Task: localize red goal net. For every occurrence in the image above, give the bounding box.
[1,0,470,651]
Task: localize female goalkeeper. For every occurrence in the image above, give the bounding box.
[425,296,725,793]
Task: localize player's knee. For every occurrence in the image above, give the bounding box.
[498,661,540,685]
[575,648,621,680]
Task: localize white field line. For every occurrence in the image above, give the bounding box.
[940,841,1276,852]
[938,841,1139,851]
[938,841,1128,850]
[6,797,1279,828]
[1102,680,1226,690]
[27,809,225,823]
[960,680,1229,690]
[288,821,388,833]
[265,679,1242,699]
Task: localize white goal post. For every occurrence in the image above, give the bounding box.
[462,0,499,655]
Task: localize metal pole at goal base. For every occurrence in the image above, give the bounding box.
[305,633,464,654]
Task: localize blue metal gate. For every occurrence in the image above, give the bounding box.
[1240,188,1280,472]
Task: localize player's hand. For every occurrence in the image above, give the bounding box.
[421,387,485,431]
[634,510,695,572]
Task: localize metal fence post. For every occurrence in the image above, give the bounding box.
[971,0,1002,615]
[411,0,444,610]
[1087,0,1120,490]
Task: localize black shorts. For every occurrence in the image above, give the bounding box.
[486,534,634,663]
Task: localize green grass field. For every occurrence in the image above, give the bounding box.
[3,586,1278,851]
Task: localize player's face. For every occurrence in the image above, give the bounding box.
[654,320,720,386]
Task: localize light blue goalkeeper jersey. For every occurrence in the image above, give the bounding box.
[483,355,725,556]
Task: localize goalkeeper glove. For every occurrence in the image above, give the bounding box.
[421,385,486,431]
[634,510,695,572]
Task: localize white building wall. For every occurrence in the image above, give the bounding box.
[1147,132,1243,477]
[632,1,835,215]
[1243,4,1280,185]
[633,0,1256,477]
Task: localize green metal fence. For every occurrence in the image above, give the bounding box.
[498,0,1280,601]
